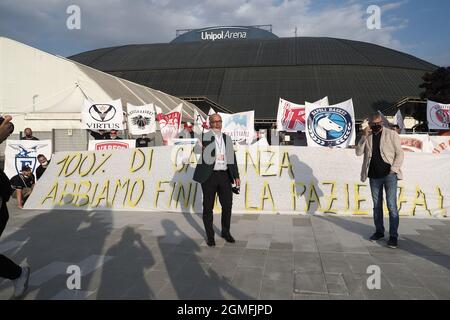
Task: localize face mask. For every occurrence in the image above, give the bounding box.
[371,124,382,132]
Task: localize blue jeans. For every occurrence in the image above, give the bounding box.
[369,173,399,238]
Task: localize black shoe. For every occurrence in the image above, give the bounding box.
[387,237,398,249]
[369,232,385,242]
[222,234,235,243]
[206,239,216,247]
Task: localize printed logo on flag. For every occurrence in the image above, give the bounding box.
[94,142,130,150]
[8,144,48,174]
[89,104,117,122]
[428,104,450,129]
[131,115,152,129]
[282,101,306,131]
[307,107,353,147]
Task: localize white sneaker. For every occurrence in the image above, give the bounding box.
[13,266,30,298]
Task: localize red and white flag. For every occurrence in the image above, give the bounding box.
[277,97,329,132]
[156,104,182,145]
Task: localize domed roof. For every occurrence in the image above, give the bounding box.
[70,37,437,120]
[71,37,435,71]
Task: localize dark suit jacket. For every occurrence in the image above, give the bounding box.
[193,131,239,184]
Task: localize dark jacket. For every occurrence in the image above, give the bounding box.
[0,170,13,202]
[193,131,239,184]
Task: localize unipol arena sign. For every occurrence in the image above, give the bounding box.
[171,26,278,43]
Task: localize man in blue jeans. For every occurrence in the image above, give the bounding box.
[356,113,404,248]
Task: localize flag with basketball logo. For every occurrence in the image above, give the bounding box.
[126,103,157,135]
[305,99,356,148]
[427,100,450,130]
[156,104,183,145]
[82,99,124,130]
[276,97,329,132]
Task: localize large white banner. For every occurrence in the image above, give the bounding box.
[219,111,255,145]
[427,100,450,130]
[88,140,136,151]
[276,97,329,132]
[24,146,450,219]
[156,104,182,145]
[305,99,356,148]
[429,136,450,154]
[127,103,156,135]
[399,134,432,153]
[82,99,124,130]
[4,140,52,178]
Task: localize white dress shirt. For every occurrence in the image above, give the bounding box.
[213,131,227,171]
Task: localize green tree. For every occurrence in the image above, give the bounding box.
[415,67,450,123]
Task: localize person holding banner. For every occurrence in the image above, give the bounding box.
[193,114,240,247]
[356,113,404,249]
[88,129,110,140]
[109,129,122,140]
[0,115,31,298]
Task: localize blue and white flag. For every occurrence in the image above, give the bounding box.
[4,140,52,178]
[219,111,255,145]
[305,99,356,148]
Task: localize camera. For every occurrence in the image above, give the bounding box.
[0,116,14,134]
[232,185,240,195]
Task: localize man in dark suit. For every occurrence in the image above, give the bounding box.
[193,114,240,247]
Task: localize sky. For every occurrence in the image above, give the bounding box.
[0,0,449,66]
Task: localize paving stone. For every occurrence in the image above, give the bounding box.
[293,252,323,272]
[294,271,327,295]
[260,278,293,300]
[378,263,424,288]
[231,267,263,299]
[3,206,450,300]
[269,242,293,251]
[292,218,312,227]
[415,276,450,299]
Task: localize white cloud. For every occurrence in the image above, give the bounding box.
[0,0,408,54]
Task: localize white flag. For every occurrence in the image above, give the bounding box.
[393,110,406,134]
[193,109,209,135]
[219,111,255,145]
[427,100,450,130]
[377,110,391,127]
[127,103,157,135]
[156,104,183,145]
[305,99,356,148]
[4,140,52,178]
[82,99,124,130]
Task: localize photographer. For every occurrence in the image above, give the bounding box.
[0,115,31,298]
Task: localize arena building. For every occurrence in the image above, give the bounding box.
[70,25,437,130]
